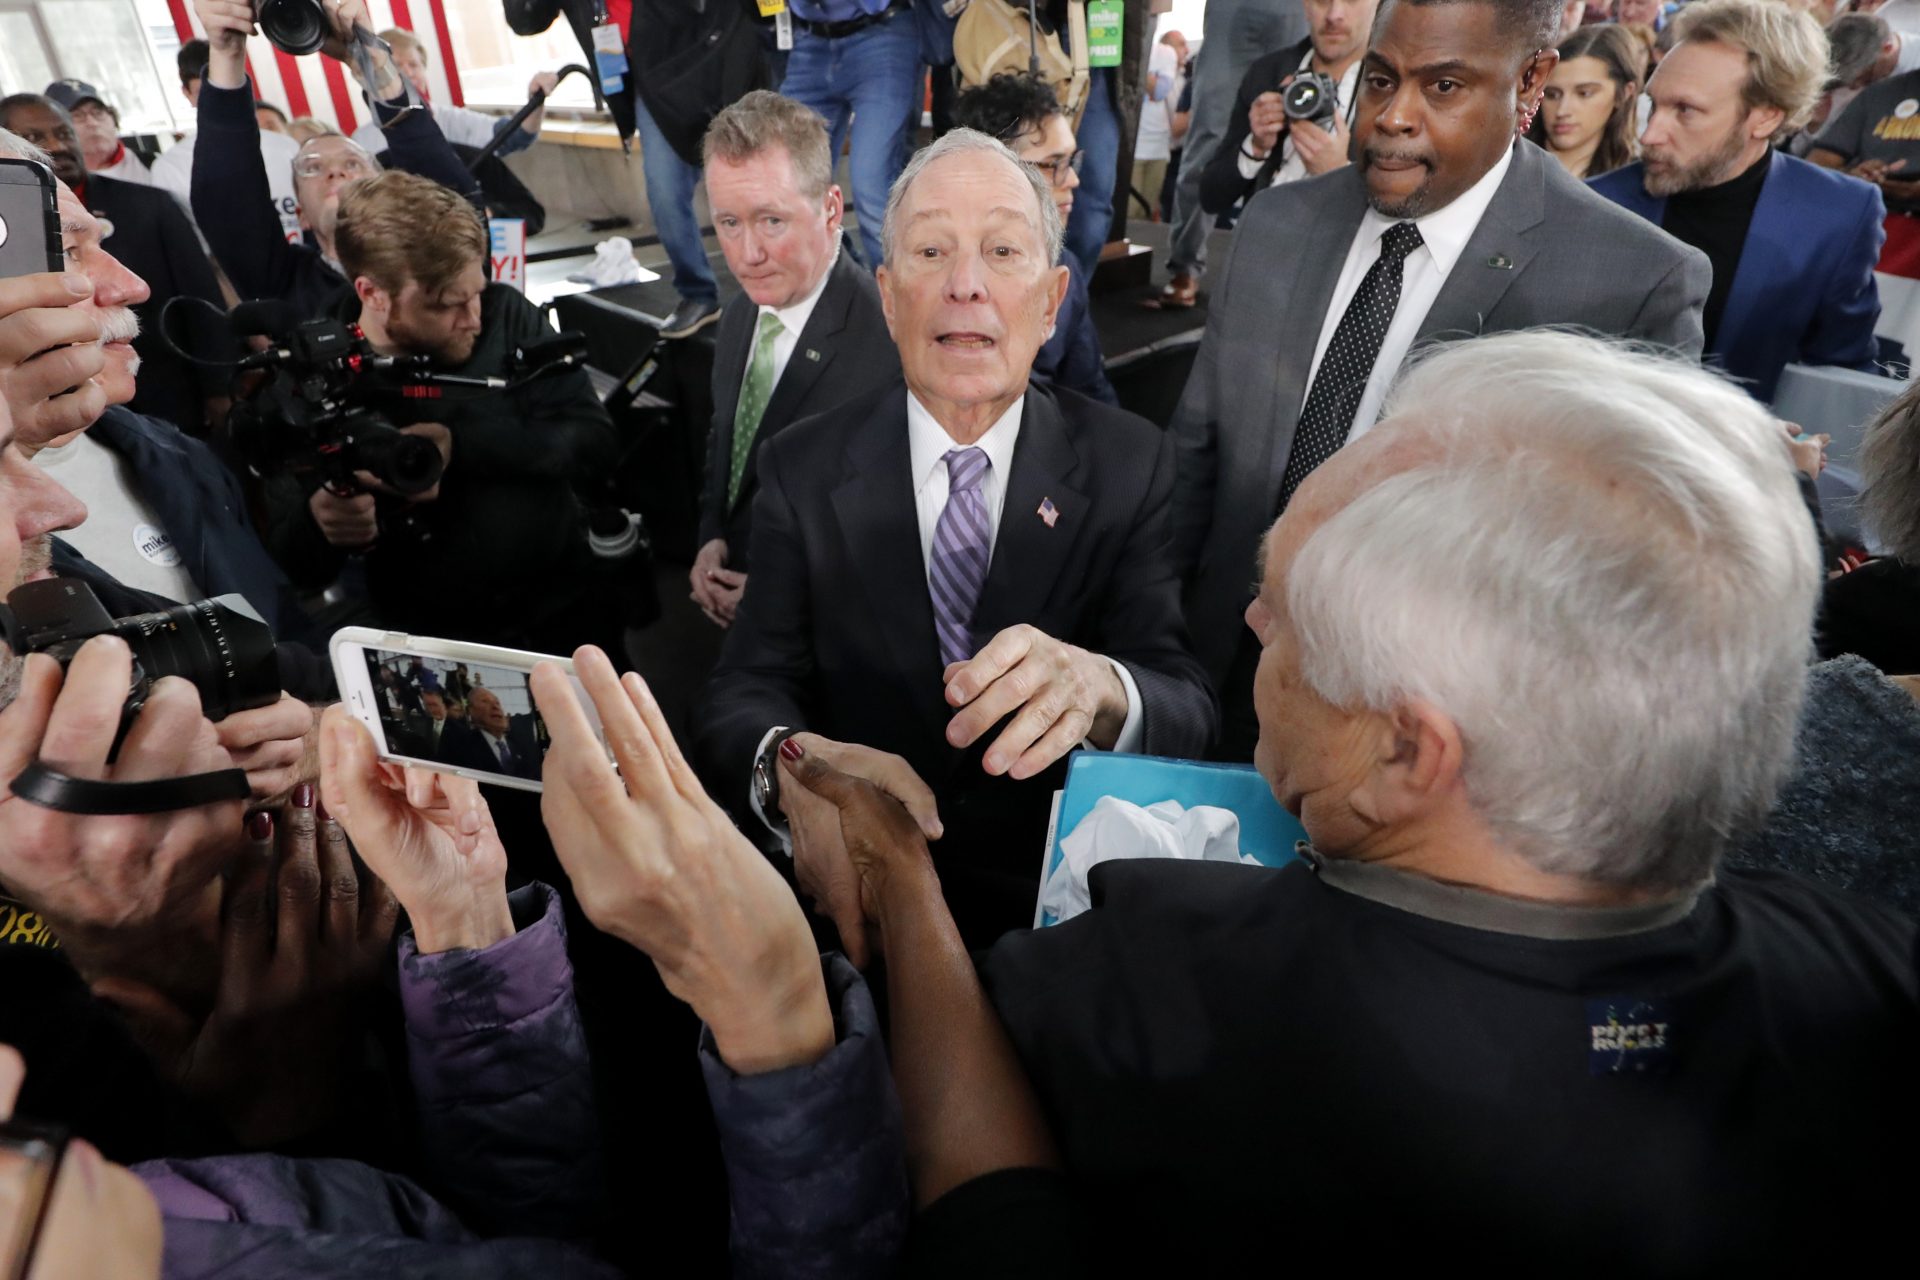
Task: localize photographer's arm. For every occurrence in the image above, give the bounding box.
[190,0,305,302]
[260,471,352,589]
[325,0,485,211]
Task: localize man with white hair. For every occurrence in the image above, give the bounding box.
[696,128,1216,947]
[773,330,1920,1269]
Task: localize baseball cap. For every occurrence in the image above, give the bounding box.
[43,80,109,114]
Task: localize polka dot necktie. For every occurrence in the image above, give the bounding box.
[728,311,785,506]
[1278,220,1425,513]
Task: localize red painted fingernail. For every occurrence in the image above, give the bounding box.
[779,737,804,762]
[292,783,314,808]
[247,811,272,840]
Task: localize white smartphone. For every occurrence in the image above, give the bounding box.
[329,627,607,793]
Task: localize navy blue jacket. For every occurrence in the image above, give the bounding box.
[1589,151,1884,402]
[1034,255,1117,405]
[192,77,482,317]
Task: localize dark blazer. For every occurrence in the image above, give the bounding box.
[1171,140,1710,691]
[696,380,1217,943]
[1198,38,1314,217]
[699,246,898,573]
[83,176,227,436]
[437,716,541,781]
[1589,151,1885,403]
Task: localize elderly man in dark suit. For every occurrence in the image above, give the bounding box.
[1173,0,1711,758]
[696,129,1216,948]
[689,91,900,630]
[436,686,541,781]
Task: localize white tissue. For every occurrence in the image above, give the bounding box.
[566,237,643,286]
[1039,797,1255,924]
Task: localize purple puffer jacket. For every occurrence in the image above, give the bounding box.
[136,883,910,1278]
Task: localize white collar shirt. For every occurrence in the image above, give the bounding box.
[746,243,839,391]
[1303,142,1515,441]
[906,389,1025,571]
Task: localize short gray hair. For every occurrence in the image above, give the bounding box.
[0,125,52,168]
[1825,13,1890,89]
[1285,331,1821,893]
[1859,382,1920,564]
[702,90,833,200]
[881,128,1063,268]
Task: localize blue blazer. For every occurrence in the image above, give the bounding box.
[1590,151,1885,402]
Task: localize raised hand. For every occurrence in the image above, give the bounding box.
[318,704,511,954]
[532,646,833,1074]
[0,273,109,450]
[92,788,399,1145]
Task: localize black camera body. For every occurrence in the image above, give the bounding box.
[226,313,447,499]
[2,580,280,723]
[1282,72,1341,131]
[255,0,329,55]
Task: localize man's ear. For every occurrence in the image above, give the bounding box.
[354,276,389,318]
[824,184,844,234]
[1346,698,1464,829]
[1748,103,1786,143]
[1518,47,1559,108]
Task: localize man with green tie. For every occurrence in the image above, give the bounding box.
[689,91,899,630]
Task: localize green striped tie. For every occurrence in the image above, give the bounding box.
[729,311,785,506]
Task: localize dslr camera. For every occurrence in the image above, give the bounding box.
[254,0,330,55]
[1282,71,1341,132]
[1,579,280,723]
[225,307,449,500]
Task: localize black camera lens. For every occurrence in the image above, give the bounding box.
[107,596,281,722]
[255,0,329,56]
[345,423,446,496]
[1282,74,1337,123]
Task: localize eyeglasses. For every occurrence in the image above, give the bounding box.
[1033,150,1085,185]
[294,152,378,180]
[0,1119,68,1280]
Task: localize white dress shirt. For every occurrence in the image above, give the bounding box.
[1237,52,1361,190]
[1301,143,1515,440]
[748,389,1145,835]
[743,242,839,392]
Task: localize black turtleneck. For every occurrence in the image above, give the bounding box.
[1658,149,1772,348]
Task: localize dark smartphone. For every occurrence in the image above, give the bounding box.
[0,158,62,278]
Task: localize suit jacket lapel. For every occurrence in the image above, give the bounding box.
[829,385,948,739]
[712,301,754,430]
[1264,174,1368,500]
[973,390,1086,638]
[1712,150,1789,363]
[1416,144,1545,347]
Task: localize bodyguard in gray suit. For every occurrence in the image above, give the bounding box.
[1172,0,1710,756]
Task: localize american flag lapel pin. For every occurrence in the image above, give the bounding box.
[1038,497,1059,528]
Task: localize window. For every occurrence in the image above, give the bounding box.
[0,0,185,134]
[438,0,596,112]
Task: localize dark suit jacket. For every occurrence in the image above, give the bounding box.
[1198,38,1313,217]
[696,381,1217,942]
[1589,151,1885,403]
[698,246,899,574]
[82,176,226,435]
[1171,140,1711,690]
[438,716,541,781]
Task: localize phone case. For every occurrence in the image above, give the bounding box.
[329,626,584,793]
[0,159,63,279]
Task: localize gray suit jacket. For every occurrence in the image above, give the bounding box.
[700,243,899,574]
[1170,140,1710,688]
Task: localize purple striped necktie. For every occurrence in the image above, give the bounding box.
[929,447,992,668]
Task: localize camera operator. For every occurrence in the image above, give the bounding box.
[191,0,482,320]
[1200,0,1376,216]
[260,170,623,657]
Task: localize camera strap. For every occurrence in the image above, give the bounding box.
[10,761,251,815]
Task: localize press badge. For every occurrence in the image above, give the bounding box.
[776,10,793,50]
[593,23,629,95]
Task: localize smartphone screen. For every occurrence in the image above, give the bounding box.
[354,644,562,789]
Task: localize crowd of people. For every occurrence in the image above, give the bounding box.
[0,0,1918,1274]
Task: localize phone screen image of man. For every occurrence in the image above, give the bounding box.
[362,651,549,781]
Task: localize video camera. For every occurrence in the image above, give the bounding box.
[221,300,590,502]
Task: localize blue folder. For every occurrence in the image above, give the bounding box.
[1036,753,1309,927]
